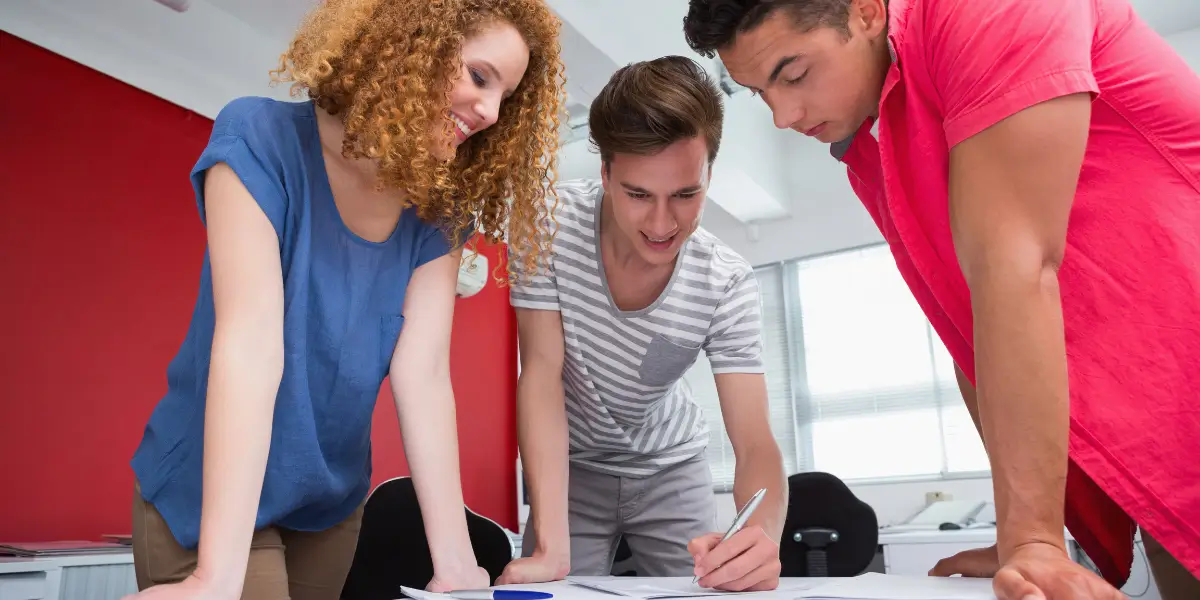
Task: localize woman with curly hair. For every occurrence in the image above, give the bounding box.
[124,1,564,599]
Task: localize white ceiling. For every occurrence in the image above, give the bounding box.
[1130,0,1200,36]
[201,0,1200,51]
[203,0,317,42]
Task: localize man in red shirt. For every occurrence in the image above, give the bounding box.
[682,1,1200,599]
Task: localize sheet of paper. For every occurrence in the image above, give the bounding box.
[400,586,447,600]
[566,575,996,600]
[565,577,827,599]
[799,573,996,600]
[566,577,734,598]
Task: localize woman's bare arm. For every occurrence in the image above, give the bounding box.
[388,248,483,585]
[191,163,286,596]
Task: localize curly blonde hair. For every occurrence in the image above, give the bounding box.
[271,0,564,283]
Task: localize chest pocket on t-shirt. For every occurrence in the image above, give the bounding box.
[638,333,702,387]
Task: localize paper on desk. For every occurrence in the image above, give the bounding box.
[400,586,444,600]
[566,574,993,600]
[567,577,826,599]
[797,573,996,600]
[567,577,723,598]
[402,575,994,600]
[567,577,747,598]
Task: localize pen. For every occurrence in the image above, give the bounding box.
[400,586,553,600]
[446,590,553,600]
[693,487,768,584]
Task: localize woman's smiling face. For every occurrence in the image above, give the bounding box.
[435,20,531,159]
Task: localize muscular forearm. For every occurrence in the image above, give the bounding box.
[196,329,283,593]
[733,442,787,540]
[516,369,570,556]
[972,267,1069,559]
[393,372,477,574]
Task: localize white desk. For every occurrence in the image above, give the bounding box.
[877,527,1061,576]
[877,527,1160,600]
[0,551,136,600]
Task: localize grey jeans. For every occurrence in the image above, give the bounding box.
[522,453,717,576]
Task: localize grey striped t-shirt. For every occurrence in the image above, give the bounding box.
[511,179,765,477]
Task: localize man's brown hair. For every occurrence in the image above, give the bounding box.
[588,55,724,166]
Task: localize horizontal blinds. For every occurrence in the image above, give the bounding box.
[792,245,988,480]
[690,264,797,489]
[684,243,990,487]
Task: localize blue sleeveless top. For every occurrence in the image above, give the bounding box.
[131,97,458,549]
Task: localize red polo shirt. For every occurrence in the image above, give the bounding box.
[834,0,1200,584]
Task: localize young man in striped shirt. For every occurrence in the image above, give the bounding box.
[497,56,787,592]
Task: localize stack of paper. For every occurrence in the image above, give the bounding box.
[0,541,131,557]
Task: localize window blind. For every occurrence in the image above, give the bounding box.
[688,264,801,490]
[688,244,990,488]
[794,245,989,480]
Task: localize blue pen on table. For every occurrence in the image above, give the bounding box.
[400,585,553,600]
[446,590,553,600]
[693,487,768,584]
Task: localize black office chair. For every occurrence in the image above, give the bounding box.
[779,471,878,577]
[612,536,637,576]
[340,477,515,600]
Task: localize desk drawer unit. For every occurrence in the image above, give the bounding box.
[0,555,136,600]
[59,564,137,600]
[0,570,47,600]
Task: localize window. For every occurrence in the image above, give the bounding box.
[691,263,803,488]
[688,244,990,488]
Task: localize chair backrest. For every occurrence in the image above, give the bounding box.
[779,471,879,577]
[340,477,514,600]
[612,536,637,576]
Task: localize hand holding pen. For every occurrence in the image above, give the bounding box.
[688,488,781,592]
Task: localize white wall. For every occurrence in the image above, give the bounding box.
[1167,27,1200,72]
[1,0,297,119]
[695,123,884,267]
[558,139,602,182]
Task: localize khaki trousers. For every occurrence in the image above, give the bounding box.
[1142,529,1200,600]
[131,485,363,600]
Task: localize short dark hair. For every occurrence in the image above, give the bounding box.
[683,0,853,57]
[588,55,724,165]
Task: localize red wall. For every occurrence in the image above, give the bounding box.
[0,32,518,542]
